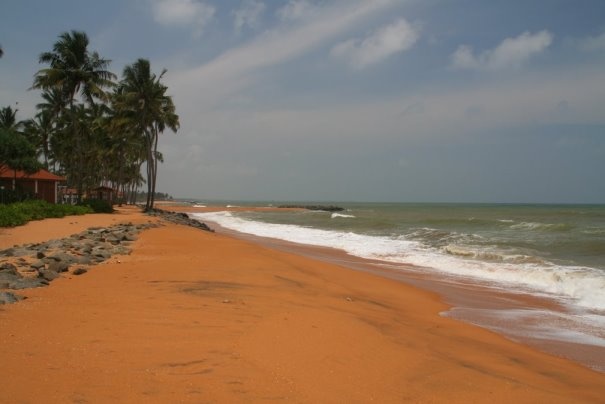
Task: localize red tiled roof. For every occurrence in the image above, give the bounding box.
[0,166,66,181]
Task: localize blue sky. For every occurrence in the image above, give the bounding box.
[2,0,605,203]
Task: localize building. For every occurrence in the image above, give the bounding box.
[0,167,66,204]
[89,186,114,204]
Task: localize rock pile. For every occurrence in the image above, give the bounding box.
[145,208,214,232]
[0,209,214,305]
[0,222,158,305]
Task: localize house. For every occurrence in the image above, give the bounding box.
[89,186,114,204]
[58,187,79,205]
[0,167,66,204]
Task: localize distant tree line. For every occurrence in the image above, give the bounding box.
[0,31,179,210]
[134,191,173,203]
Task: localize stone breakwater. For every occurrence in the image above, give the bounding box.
[0,222,159,305]
[0,211,213,305]
[145,208,214,232]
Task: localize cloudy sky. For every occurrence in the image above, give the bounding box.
[2,0,605,203]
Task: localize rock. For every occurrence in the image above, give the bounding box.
[72,268,87,275]
[21,268,37,273]
[123,233,137,241]
[0,291,25,305]
[9,278,48,290]
[75,256,93,265]
[39,269,60,281]
[36,251,46,259]
[47,260,69,273]
[278,204,345,212]
[0,262,18,273]
[1,248,15,257]
[0,268,21,283]
[30,260,46,270]
[105,236,120,244]
[5,248,30,257]
[48,252,75,264]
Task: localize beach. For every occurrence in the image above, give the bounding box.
[1,207,605,403]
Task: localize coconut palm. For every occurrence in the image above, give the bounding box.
[115,58,179,210]
[0,106,22,132]
[32,31,116,200]
[32,30,115,108]
[22,110,54,169]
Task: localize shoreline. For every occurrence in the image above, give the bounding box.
[193,213,605,374]
[176,204,605,373]
[1,207,604,401]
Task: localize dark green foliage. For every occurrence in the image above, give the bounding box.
[0,200,92,227]
[0,128,41,174]
[80,198,113,213]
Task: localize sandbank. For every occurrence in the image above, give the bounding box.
[1,208,604,403]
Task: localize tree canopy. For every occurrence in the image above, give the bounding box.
[0,129,40,174]
[1,30,180,208]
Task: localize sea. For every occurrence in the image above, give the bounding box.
[188,202,605,371]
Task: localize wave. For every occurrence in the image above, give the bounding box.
[331,213,356,219]
[443,245,548,265]
[226,205,241,208]
[192,204,207,208]
[510,222,572,232]
[191,211,605,311]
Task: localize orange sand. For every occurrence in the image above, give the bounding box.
[1,208,604,403]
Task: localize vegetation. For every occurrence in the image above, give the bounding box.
[0,200,91,227]
[0,128,41,175]
[1,30,179,210]
[80,198,113,213]
[134,191,173,202]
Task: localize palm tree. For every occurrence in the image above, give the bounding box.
[0,106,22,132]
[22,110,54,169]
[115,58,179,210]
[32,31,115,108]
[32,30,116,200]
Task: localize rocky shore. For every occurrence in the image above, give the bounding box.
[277,204,345,212]
[0,208,213,305]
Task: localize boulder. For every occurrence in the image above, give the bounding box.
[30,260,46,270]
[48,252,75,264]
[39,269,60,282]
[47,260,69,273]
[0,291,25,305]
[72,268,87,276]
[9,278,48,290]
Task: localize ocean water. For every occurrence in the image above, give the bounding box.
[190,202,605,368]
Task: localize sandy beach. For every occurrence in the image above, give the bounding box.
[1,207,604,403]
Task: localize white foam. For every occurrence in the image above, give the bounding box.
[191,211,605,312]
[331,213,356,219]
[192,204,207,208]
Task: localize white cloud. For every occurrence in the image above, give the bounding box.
[169,0,398,106]
[151,0,215,37]
[330,18,419,69]
[276,0,316,21]
[452,30,553,70]
[234,0,266,32]
[578,31,605,52]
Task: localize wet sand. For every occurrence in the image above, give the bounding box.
[1,207,604,402]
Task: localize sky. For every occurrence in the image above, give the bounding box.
[1,0,605,203]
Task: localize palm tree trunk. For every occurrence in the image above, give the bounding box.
[150,126,159,209]
[145,132,153,211]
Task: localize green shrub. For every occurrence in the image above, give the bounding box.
[0,200,93,227]
[80,198,113,213]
